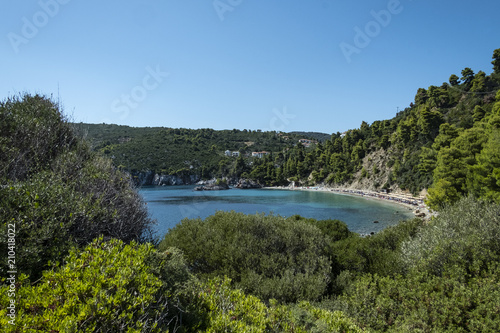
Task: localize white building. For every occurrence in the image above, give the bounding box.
[251,151,270,158]
[225,150,240,157]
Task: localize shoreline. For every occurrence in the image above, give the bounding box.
[263,185,433,219]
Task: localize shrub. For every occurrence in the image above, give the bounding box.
[401,196,500,277]
[189,277,363,333]
[0,238,194,332]
[159,211,332,303]
[0,94,155,280]
[331,197,500,331]
[0,94,76,181]
[286,215,352,243]
[335,265,500,332]
[331,218,425,279]
[0,238,362,333]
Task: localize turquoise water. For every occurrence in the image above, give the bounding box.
[139,186,414,238]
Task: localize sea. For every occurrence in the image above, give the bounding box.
[139,185,415,238]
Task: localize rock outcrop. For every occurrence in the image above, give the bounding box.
[131,171,200,186]
[235,179,262,189]
[193,183,230,191]
[131,170,155,186]
[131,173,263,190]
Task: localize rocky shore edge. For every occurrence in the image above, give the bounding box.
[193,179,262,191]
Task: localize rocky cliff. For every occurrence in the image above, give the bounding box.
[131,171,200,186]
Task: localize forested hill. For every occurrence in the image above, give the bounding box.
[289,131,332,142]
[80,49,500,210]
[75,124,310,178]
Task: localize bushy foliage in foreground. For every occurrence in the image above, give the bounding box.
[332,197,500,331]
[402,196,500,277]
[336,267,500,332]
[159,211,429,303]
[159,211,337,303]
[0,239,363,333]
[286,215,352,243]
[0,94,155,280]
[189,277,363,333]
[0,238,193,332]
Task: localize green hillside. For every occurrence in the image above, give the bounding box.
[75,124,310,179]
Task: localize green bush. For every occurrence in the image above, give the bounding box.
[0,94,76,181]
[188,277,363,333]
[0,238,363,333]
[286,215,352,243]
[331,218,425,278]
[0,94,155,280]
[401,196,500,277]
[330,197,500,331]
[335,265,500,332]
[0,238,194,332]
[159,211,332,303]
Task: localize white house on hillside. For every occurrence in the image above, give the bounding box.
[251,151,270,158]
[225,150,240,157]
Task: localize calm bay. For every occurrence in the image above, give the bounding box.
[140,186,414,238]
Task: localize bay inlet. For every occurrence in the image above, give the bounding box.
[140,185,415,238]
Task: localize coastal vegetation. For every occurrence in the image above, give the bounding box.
[0,94,364,332]
[1,48,500,332]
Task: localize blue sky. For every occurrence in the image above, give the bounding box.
[2,0,499,134]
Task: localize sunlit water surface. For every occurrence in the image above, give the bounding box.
[139,186,414,238]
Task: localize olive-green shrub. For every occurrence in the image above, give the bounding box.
[159,211,332,303]
[0,238,195,332]
[189,277,364,333]
[0,94,155,279]
[0,94,76,181]
[331,197,500,331]
[331,218,425,278]
[335,265,500,332]
[0,238,363,333]
[286,215,352,242]
[401,196,500,277]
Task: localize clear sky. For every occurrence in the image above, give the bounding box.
[2,0,499,134]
